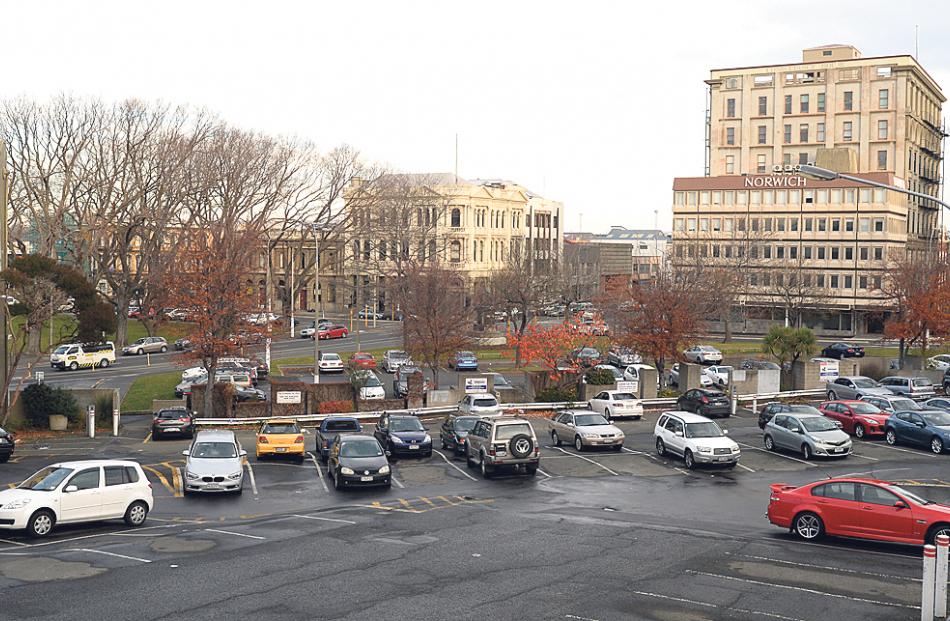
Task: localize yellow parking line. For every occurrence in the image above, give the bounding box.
[6,483,16,489]
[418,497,437,507]
[143,432,151,444]
[142,465,176,496]
[397,498,413,510]
[162,462,183,498]
[437,495,461,506]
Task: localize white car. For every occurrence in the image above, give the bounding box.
[353,370,385,400]
[683,345,723,365]
[458,393,501,416]
[0,460,153,538]
[653,411,740,469]
[300,326,317,338]
[182,366,209,382]
[668,362,713,388]
[589,364,623,383]
[318,352,344,373]
[702,365,733,386]
[588,390,643,420]
[623,363,657,385]
[927,355,950,371]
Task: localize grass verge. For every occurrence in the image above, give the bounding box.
[121,370,182,412]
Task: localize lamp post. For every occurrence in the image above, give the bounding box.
[311,222,325,383]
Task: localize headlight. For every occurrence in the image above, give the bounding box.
[732,446,740,452]
[2,498,31,510]
[391,436,405,444]
[378,465,390,475]
[697,446,712,453]
[227,471,243,480]
[340,467,355,475]
[423,434,432,444]
[185,471,199,480]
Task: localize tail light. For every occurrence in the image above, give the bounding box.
[489,446,496,456]
[294,435,304,444]
[323,440,329,447]
[701,396,709,404]
[179,417,189,422]
[259,436,268,444]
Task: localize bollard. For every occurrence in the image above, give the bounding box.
[112,408,120,437]
[147,353,151,367]
[730,385,738,416]
[922,544,936,621]
[751,396,758,414]
[936,534,948,619]
[86,405,96,439]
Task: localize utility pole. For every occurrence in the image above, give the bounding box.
[312,224,321,383]
[0,142,8,418]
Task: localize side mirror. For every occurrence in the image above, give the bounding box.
[833,421,843,429]
[239,449,247,457]
[64,485,78,493]
[723,429,730,435]
[916,421,927,428]
[674,430,684,437]
[385,450,392,458]
[893,500,907,509]
[182,450,190,456]
[791,427,803,434]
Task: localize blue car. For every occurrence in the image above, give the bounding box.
[450,351,478,371]
[374,413,432,458]
[885,409,950,454]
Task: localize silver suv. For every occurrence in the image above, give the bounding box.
[465,416,540,478]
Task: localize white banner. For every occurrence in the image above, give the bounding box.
[275,390,302,404]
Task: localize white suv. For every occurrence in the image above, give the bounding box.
[653,411,740,469]
[458,393,501,416]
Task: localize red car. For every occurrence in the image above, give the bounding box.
[768,477,950,545]
[316,324,348,340]
[818,400,889,439]
[349,352,377,370]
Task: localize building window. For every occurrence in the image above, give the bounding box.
[726,127,735,145]
[859,218,870,232]
[725,155,735,174]
[776,246,784,259]
[757,154,766,173]
[859,247,868,260]
[879,89,889,109]
[872,276,882,289]
[843,121,853,141]
[789,246,798,259]
[818,247,826,259]
[777,218,786,231]
[844,275,853,289]
[758,125,767,144]
[831,275,839,288]
[450,208,461,227]
[873,219,884,232]
[817,274,825,288]
[845,218,854,232]
[800,94,809,113]
[818,218,827,232]
[877,150,887,170]
[758,96,767,116]
[859,276,867,289]
[877,66,891,78]
[449,241,461,262]
[687,218,696,232]
[783,124,792,143]
[783,153,791,165]
[831,247,840,260]
[799,153,809,165]
[817,122,825,142]
[804,218,813,232]
[674,218,684,232]
[845,247,854,260]
[784,95,792,114]
[817,92,825,112]
[804,246,812,259]
[831,218,840,232]
[843,91,853,111]
[726,98,736,117]
[878,120,888,140]
[873,246,883,260]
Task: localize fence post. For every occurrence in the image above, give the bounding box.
[936,534,948,619]
[922,544,936,621]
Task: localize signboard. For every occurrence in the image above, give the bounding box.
[35,371,44,384]
[616,380,637,393]
[818,360,839,381]
[464,377,488,394]
[275,391,302,404]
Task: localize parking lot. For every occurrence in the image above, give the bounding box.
[0,407,947,620]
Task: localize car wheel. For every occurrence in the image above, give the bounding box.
[124,501,149,527]
[69,362,78,371]
[466,446,476,468]
[827,390,837,401]
[99,359,110,368]
[574,436,584,452]
[926,524,950,545]
[136,349,144,355]
[160,345,167,353]
[26,510,55,538]
[885,428,897,445]
[479,453,493,478]
[931,437,945,454]
[793,512,825,540]
[655,438,666,456]
[441,436,448,449]
[604,409,612,421]
[764,435,775,451]
[853,424,865,439]
[551,431,561,447]
[802,444,812,460]
[684,450,696,469]
[333,469,343,490]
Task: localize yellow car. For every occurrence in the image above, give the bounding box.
[256,419,305,462]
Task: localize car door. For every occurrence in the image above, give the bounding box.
[834,404,855,434]
[833,378,853,400]
[374,414,389,446]
[904,413,929,447]
[857,483,918,540]
[665,417,686,456]
[590,392,607,414]
[812,481,864,537]
[553,412,573,441]
[678,390,693,412]
[59,467,104,523]
[99,465,136,518]
[772,415,797,450]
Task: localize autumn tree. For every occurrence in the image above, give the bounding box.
[506,322,589,388]
[882,249,950,366]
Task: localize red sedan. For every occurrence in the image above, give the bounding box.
[349,352,377,370]
[316,324,348,340]
[768,477,950,545]
[819,400,889,439]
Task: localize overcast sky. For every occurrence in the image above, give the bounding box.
[6,0,949,233]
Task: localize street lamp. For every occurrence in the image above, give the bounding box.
[311,221,328,383]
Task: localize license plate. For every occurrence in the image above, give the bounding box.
[276,447,287,453]
[204,484,220,490]
[360,476,373,482]
[165,428,180,433]
[834,448,845,453]
[409,445,420,450]
[716,457,730,462]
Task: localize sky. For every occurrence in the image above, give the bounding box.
[5,0,950,233]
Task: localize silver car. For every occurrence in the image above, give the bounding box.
[183,430,246,494]
[825,376,892,401]
[549,410,624,451]
[878,376,936,399]
[122,336,168,355]
[763,413,852,460]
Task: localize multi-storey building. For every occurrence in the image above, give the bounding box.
[563,227,669,299]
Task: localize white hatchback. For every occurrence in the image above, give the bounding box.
[0,460,153,538]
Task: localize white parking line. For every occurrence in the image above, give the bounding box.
[871,443,938,458]
[731,553,921,582]
[244,460,258,496]
[70,548,151,563]
[849,452,879,461]
[307,452,330,493]
[291,514,357,525]
[736,442,817,467]
[685,570,916,610]
[204,528,265,540]
[391,474,405,489]
[630,590,805,621]
[546,446,620,475]
[433,449,478,482]
[16,524,177,549]
[0,537,29,547]
[536,467,553,478]
[735,463,756,473]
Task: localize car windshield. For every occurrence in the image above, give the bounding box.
[921,411,950,426]
[191,442,238,458]
[391,418,425,432]
[612,393,636,401]
[580,348,598,356]
[354,354,371,360]
[158,410,187,419]
[458,352,474,358]
[575,414,609,426]
[19,467,74,491]
[493,375,511,387]
[359,374,382,387]
[473,398,497,407]
[894,399,921,410]
[53,345,69,355]
[389,351,408,360]
[340,441,383,458]
[852,378,879,388]
[453,418,478,432]
[885,485,934,505]
[851,403,882,414]
[323,354,341,361]
[495,423,533,440]
[788,405,821,415]
[262,424,299,434]
[800,417,838,432]
[685,422,724,438]
[400,366,420,377]
[912,378,933,387]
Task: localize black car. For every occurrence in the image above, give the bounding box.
[151,408,195,439]
[820,342,865,359]
[234,385,266,402]
[440,415,479,456]
[676,389,731,418]
[374,413,432,457]
[0,426,15,463]
[757,403,823,429]
[740,359,781,371]
[174,338,192,351]
[944,368,950,393]
[569,347,602,368]
[328,435,391,490]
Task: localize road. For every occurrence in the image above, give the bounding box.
[0,408,946,620]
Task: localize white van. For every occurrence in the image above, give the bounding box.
[50,342,116,370]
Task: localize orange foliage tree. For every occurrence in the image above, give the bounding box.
[507,322,591,387]
[882,250,950,365]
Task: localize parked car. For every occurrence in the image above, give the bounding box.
[486,372,515,396]
[0,460,152,537]
[122,337,168,356]
[234,385,266,402]
[349,352,377,370]
[151,408,194,439]
[586,364,623,383]
[317,352,344,373]
[255,419,304,462]
[607,346,641,367]
[926,354,950,371]
[458,393,501,417]
[393,364,430,397]
[763,413,852,460]
[860,394,923,413]
[702,365,733,386]
[884,409,950,454]
[923,397,950,412]
[682,345,723,365]
[549,410,624,452]
[356,308,384,320]
[382,350,411,373]
[439,415,479,456]
[818,400,889,439]
[448,351,479,371]
[182,430,246,494]
[757,403,823,430]
[767,477,950,544]
[740,359,781,371]
[825,376,892,401]
[315,417,363,462]
[228,331,264,346]
[653,411,740,469]
[878,376,936,400]
[568,347,602,368]
[374,413,432,458]
[588,390,643,420]
[623,363,657,386]
[127,306,141,318]
[667,362,713,388]
[299,324,317,338]
[0,427,15,463]
[353,370,385,400]
[50,342,116,370]
[677,388,731,418]
[317,324,348,340]
[327,435,391,490]
[945,368,950,393]
[465,415,540,478]
[820,342,865,359]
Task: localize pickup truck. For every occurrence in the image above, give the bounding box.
[315,417,363,462]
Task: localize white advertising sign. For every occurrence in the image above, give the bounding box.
[464,377,488,394]
[818,360,839,381]
[616,380,637,393]
[275,390,302,404]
